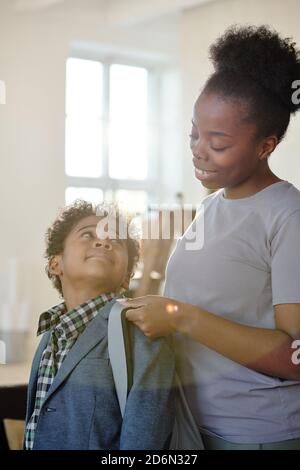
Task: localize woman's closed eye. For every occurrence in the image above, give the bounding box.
[211,146,229,152]
[189,133,229,152]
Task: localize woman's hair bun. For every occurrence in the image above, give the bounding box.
[209,24,300,113]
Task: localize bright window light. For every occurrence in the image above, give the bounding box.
[65,187,103,206]
[115,190,148,214]
[66,58,103,116]
[109,65,148,180]
[65,117,103,177]
[65,58,103,177]
[65,58,154,209]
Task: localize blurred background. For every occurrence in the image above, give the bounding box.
[0,0,300,389]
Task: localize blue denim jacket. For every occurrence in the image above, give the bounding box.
[25,299,175,450]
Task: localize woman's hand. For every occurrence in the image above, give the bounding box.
[117,295,180,338]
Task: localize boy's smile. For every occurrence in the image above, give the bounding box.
[86,251,114,263]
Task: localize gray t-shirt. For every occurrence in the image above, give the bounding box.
[164,181,300,444]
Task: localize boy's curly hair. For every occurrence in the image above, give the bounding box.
[45,200,140,297]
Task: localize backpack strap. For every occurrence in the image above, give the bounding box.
[108,302,133,418]
[170,373,205,449]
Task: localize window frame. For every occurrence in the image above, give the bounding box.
[65,51,161,209]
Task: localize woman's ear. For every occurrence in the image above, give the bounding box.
[49,255,63,276]
[259,135,278,160]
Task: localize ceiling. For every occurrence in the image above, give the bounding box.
[2,0,220,26]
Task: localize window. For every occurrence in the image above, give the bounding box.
[109,64,148,180]
[65,187,103,206]
[65,57,154,214]
[65,59,103,178]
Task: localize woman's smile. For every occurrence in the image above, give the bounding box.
[193,158,218,181]
[194,167,218,181]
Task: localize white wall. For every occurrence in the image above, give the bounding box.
[0,1,180,362]
[180,0,300,204]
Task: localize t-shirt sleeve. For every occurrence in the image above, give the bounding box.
[271,210,300,305]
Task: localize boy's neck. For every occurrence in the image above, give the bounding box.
[62,285,116,312]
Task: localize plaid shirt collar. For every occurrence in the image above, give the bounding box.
[37,292,117,339]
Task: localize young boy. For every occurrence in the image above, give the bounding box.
[24,200,175,450]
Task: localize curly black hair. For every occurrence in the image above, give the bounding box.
[45,200,140,297]
[203,25,300,143]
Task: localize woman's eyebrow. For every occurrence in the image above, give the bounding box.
[191,120,233,137]
[208,131,233,137]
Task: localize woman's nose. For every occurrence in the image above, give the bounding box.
[191,138,209,161]
[94,239,112,250]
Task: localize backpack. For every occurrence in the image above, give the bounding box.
[108,302,204,450]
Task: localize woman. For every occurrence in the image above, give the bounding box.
[119,25,300,449]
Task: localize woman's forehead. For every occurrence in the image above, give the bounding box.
[193,92,250,132]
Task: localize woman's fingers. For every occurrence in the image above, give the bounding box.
[125,307,153,335]
[117,295,175,338]
[125,306,145,322]
[116,297,145,308]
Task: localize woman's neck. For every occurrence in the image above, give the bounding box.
[223,166,282,200]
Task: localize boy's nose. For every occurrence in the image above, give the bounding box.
[94,239,112,250]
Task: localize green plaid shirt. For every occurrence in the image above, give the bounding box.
[25,292,115,450]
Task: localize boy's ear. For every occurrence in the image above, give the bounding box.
[48,255,63,276]
[120,273,130,292]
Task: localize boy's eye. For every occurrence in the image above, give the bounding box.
[81,231,94,239]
